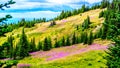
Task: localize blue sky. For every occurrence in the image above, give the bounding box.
[0,0,102,23]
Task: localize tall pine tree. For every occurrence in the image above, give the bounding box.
[17,28,29,58]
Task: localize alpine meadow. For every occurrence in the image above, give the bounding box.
[0,0,120,68]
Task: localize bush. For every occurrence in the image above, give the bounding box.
[1,60,18,68]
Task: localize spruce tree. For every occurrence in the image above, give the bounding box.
[88,31,93,45]
[72,32,76,45]
[37,41,43,51]
[99,11,104,18]
[54,38,60,48]
[82,16,91,30]
[66,36,71,46]
[43,37,51,51]
[17,28,29,58]
[7,35,14,58]
[102,0,120,67]
[48,37,52,49]
[80,31,84,43]
[30,37,36,52]
[61,36,66,46]
[83,31,88,44]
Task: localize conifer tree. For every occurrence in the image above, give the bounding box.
[61,36,66,46]
[83,31,88,44]
[82,16,91,30]
[102,0,120,67]
[17,28,29,58]
[30,37,36,52]
[100,0,109,9]
[88,31,93,45]
[99,11,104,18]
[66,36,71,46]
[80,31,84,43]
[72,32,76,45]
[54,38,60,48]
[37,41,43,51]
[43,37,51,51]
[7,35,14,58]
[48,37,52,49]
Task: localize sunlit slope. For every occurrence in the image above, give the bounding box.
[0,9,105,45]
[18,43,109,68]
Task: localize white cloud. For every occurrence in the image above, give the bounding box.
[46,0,102,4]
[0,11,60,19]
[46,0,81,4]
[10,2,41,9]
[85,0,102,4]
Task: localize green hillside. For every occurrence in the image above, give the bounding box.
[0,9,106,45]
[0,8,112,68]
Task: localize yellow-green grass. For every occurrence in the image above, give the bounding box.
[19,50,107,68]
[0,9,105,46]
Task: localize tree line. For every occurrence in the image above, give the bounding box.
[0,0,109,36]
[99,0,120,67]
[54,0,109,20]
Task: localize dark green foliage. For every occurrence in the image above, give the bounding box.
[0,60,18,68]
[106,38,120,68]
[48,37,52,49]
[88,31,93,45]
[7,35,14,58]
[76,25,79,30]
[29,38,37,52]
[1,42,10,58]
[91,4,100,10]
[82,16,91,30]
[76,35,80,44]
[95,27,105,39]
[80,32,84,43]
[101,0,120,67]
[66,36,71,46]
[37,41,43,51]
[100,0,109,9]
[0,35,14,59]
[72,32,76,45]
[54,38,61,48]
[17,28,29,58]
[54,3,107,21]
[83,31,88,44]
[17,18,46,28]
[49,21,56,27]
[61,36,66,46]
[43,37,52,51]
[99,11,104,18]
[0,0,15,36]
[0,18,46,36]
[54,5,91,20]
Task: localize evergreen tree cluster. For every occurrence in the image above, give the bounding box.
[54,4,99,20]
[0,18,46,36]
[100,0,120,67]
[17,18,46,28]
[54,0,109,21]
[100,0,110,9]
[49,21,56,27]
[99,11,104,18]
[82,16,91,30]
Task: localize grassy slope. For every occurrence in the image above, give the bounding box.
[0,9,111,68]
[0,9,105,45]
[38,51,107,68]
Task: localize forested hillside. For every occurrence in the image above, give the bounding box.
[1,0,120,68]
